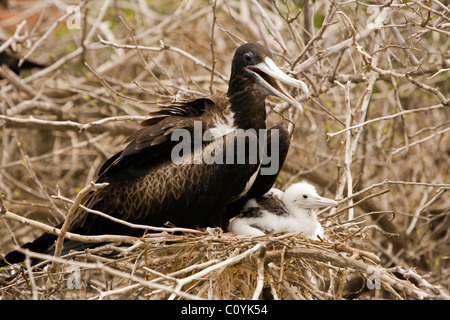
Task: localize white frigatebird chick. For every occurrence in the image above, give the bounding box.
[1,43,309,266]
[229,182,338,240]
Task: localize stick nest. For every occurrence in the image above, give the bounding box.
[1,223,447,300]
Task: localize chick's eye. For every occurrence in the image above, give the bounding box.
[244,53,253,62]
[302,195,308,199]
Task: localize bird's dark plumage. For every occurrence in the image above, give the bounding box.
[0,41,46,77]
[1,43,309,267]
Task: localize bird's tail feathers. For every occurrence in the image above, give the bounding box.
[0,232,57,267]
[0,232,103,268]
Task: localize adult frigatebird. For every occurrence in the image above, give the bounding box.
[0,42,309,266]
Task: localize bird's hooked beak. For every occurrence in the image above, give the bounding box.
[247,56,309,113]
[307,195,339,209]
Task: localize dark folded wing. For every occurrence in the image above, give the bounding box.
[75,130,261,235]
[97,97,217,178]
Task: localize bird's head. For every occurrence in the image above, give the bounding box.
[284,182,338,210]
[228,42,309,113]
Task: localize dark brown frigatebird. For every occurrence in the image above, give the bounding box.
[0,42,309,266]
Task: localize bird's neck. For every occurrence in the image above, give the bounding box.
[287,204,317,221]
[227,76,267,130]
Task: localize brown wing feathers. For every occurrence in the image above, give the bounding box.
[79,129,261,234]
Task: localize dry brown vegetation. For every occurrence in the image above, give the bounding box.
[0,0,449,300]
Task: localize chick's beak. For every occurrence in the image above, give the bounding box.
[310,196,339,209]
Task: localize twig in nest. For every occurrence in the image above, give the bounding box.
[251,243,266,300]
[52,181,108,266]
[168,242,266,300]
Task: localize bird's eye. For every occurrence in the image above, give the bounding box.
[244,53,254,63]
[302,195,308,199]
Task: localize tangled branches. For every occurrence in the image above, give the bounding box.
[0,213,447,300]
